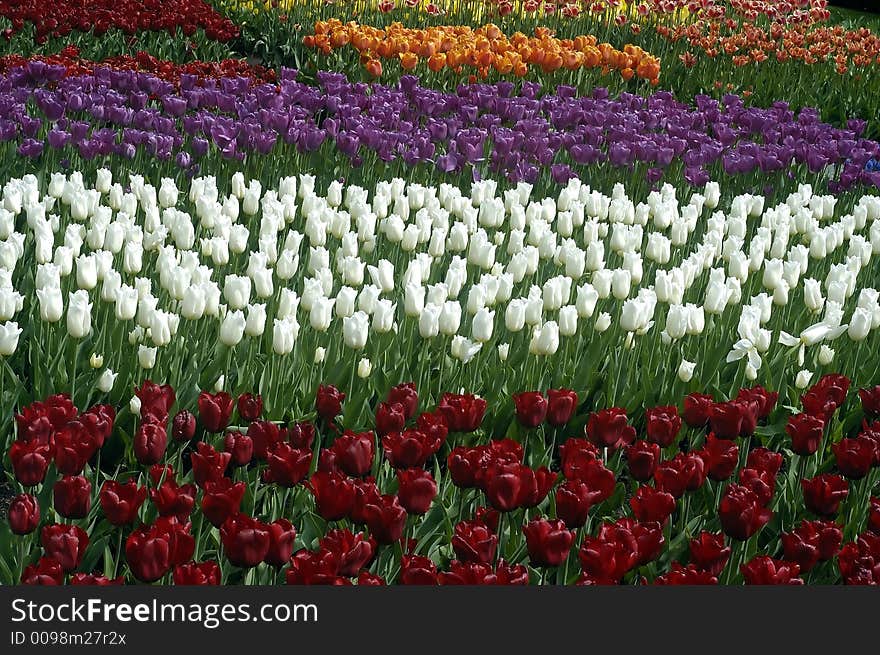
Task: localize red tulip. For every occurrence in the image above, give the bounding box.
[263,443,312,487]
[396,468,437,514]
[201,478,246,527]
[41,523,89,572]
[362,494,407,544]
[21,557,64,585]
[645,405,682,447]
[319,529,376,576]
[741,556,803,585]
[53,475,91,519]
[512,391,547,428]
[8,493,40,535]
[173,561,221,585]
[387,382,418,419]
[220,513,271,568]
[689,531,731,576]
[198,391,234,433]
[586,407,636,449]
[452,520,497,564]
[315,384,345,421]
[437,392,486,432]
[802,474,849,517]
[236,393,263,422]
[546,388,578,426]
[264,519,298,567]
[100,479,147,526]
[718,484,772,540]
[786,412,824,456]
[171,410,196,442]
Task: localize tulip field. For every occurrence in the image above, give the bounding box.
[3,1,880,587]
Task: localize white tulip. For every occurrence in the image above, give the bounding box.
[66,290,92,338]
[595,312,612,333]
[472,308,495,343]
[96,368,117,393]
[677,359,696,382]
[272,317,299,355]
[36,286,63,322]
[314,347,326,364]
[137,344,157,369]
[0,320,21,355]
[795,369,813,390]
[220,310,246,346]
[357,357,372,378]
[344,311,370,349]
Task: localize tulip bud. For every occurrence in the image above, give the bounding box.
[678,359,696,383]
[357,358,372,379]
[314,347,326,364]
[795,369,813,390]
[90,366,117,394]
[138,345,157,369]
[818,345,835,366]
[498,343,510,361]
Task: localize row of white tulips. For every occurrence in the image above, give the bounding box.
[1,169,879,418]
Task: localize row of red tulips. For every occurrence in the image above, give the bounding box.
[5,372,880,584]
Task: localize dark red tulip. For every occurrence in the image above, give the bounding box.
[69,573,124,585]
[586,407,636,449]
[173,561,221,585]
[682,392,714,428]
[100,479,147,526]
[833,437,874,479]
[248,420,284,460]
[813,521,844,560]
[41,523,89,572]
[9,440,52,486]
[264,519,298,567]
[375,402,406,436]
[718,484,772,540]
[399,555,438,585]
[626,440,660,481]
[263,443,312,487]
[859,385,880,415]
[437,392,487,432]
[224,431,254,467]
[870,497,880,534]
[708,401,743,440]
[630,485,676,524]
[396,468,437,514]
[21,557,64,585]
[350,478,382,525]
[288,421,316,450]
[654,452,706,498]
[309,471,356,521]
[383,428,441,469]
[133,421,167,466]
[559,438,600,480]
[689,531,730,576]
[125,524,172,583]
[741,556,803,585]
[236,393,263,422]
[53,475,91,519]
[786,412,824,456]
[286,549,348,585]
[332,430,375,477]
[416,411,448,446]
[150,478,196,523]
[8,493,40,535]
[80,404,115,448]
[220,513,271,568]
[171,410,196,442]
[201,478,246,527]
[738,467,776,506]
[452,520,498,564]
[439,561,498,585]
[578,522,639,583]
[54,420,96,474]
[698,433,739,481]
[645,405,682,447]
[838,533,880,585]
[802,474,849,517]
[746,448,783,476]
[618,518,664,565]
[387,383,418,420]
[737,386,778,419]
[198,391,234,433]
[153,517,195,567]
[447,446,485,488]
[315,384,345,421]
[493,559,529,585]
[654,562,718,585]
[546,388,578,427]
[512,391,547,428]
[802,374,850,422]
[135,381,176,424]
[357,571,385,585]
[320,529,376,577]
[190,442,231,487]
[781,523,821,573]
[363,494,407,544]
